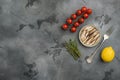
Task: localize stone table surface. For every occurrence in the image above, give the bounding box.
[0,0,120,80]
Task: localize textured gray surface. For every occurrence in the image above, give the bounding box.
[0,0,120,80]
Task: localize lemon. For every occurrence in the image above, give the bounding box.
[101,46,115,62]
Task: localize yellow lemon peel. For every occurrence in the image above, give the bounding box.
[101,46,115,62]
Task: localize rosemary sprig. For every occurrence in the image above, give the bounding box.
[64,39,81,60]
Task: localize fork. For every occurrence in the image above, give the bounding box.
[86,26,114,64]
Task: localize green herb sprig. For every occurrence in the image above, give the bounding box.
[64,39,81,60]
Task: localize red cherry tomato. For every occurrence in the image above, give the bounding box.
[86,9,92,14]
[78,18,84,24]
[76,10,82,16]
[83,13,89,19]
[62,24,68,30]
[71,14,77,20]
[66,18,72,24]
[71,27,76,32]
[81,6,87,13]
[73,22,80,27]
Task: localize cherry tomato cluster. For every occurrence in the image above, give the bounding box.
[62,6,92,32]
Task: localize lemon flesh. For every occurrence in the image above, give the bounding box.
[101,46,115,62]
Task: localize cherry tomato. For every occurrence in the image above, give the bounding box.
[71,27,76,32]
[78,18,84,24]
[83,13,89,19]
[81,6,87,13]
[66,18,72,24]
[86,9,92,14]
[62,24,68,30]
[71,14,77,20]
[73,22,80,27]
[76,10,82,16]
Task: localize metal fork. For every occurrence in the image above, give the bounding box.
[86,26,114,64]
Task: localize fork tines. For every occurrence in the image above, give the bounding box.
[106,26,114,36]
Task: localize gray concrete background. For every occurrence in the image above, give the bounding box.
[0,0,120,80]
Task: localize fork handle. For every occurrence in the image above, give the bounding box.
[86,39,105,63]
